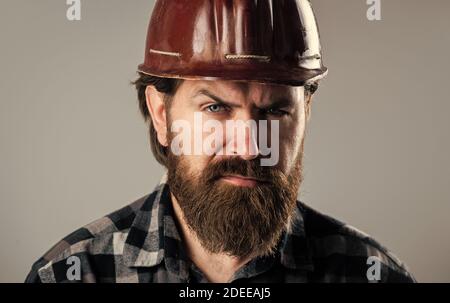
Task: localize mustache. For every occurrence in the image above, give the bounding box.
[202,157,282,184]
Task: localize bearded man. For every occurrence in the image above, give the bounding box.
[26,0,415,283]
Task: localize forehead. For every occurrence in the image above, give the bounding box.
[175,79,304,107]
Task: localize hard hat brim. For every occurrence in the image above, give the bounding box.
[137,64,328,87]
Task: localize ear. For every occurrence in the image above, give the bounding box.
[145,85,169,147]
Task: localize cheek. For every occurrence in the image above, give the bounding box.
[169,110,223,158]
[180,154,210,177]
[168,109,215,175]
[278,113,306,173]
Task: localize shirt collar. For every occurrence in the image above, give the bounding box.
[123,173,314,277]
[122,174,169,267]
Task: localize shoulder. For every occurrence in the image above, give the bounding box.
[25,194,148,283]
[297,201,416,282]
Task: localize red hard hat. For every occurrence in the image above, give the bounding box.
[137,0,328,86]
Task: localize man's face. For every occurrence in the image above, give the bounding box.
[167,80,308,174]
[147,79,311,258]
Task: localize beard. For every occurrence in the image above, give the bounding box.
[166,144,304,259]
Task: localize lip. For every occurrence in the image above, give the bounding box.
[220,174,268,188]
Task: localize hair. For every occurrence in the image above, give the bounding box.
[132,72,318,167]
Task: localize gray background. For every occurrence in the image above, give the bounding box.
[1,0,449,282]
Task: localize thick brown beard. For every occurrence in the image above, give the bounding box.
[166,147,304,258]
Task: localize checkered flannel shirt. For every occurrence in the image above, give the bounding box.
[25,174,416,283]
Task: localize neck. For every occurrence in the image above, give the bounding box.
[170,193,253,283]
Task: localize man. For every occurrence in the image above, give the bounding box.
[26,0,415,283]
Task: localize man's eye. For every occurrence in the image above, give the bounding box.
[266,108,289,116]
[205,104,227,113]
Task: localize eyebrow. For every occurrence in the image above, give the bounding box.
[192,89,241,108]
[192,88,295,109]
[264,97,295,109]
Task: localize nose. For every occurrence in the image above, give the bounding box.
[225,113,261,161]
[238,122,259,161]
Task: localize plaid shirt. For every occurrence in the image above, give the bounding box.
[25,174,415,283]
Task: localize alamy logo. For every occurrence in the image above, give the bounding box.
[366,0,382,21]
[66,256,81,281]
[66,0,81,21]
[170,113,280,166]
[366,256,381,282]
